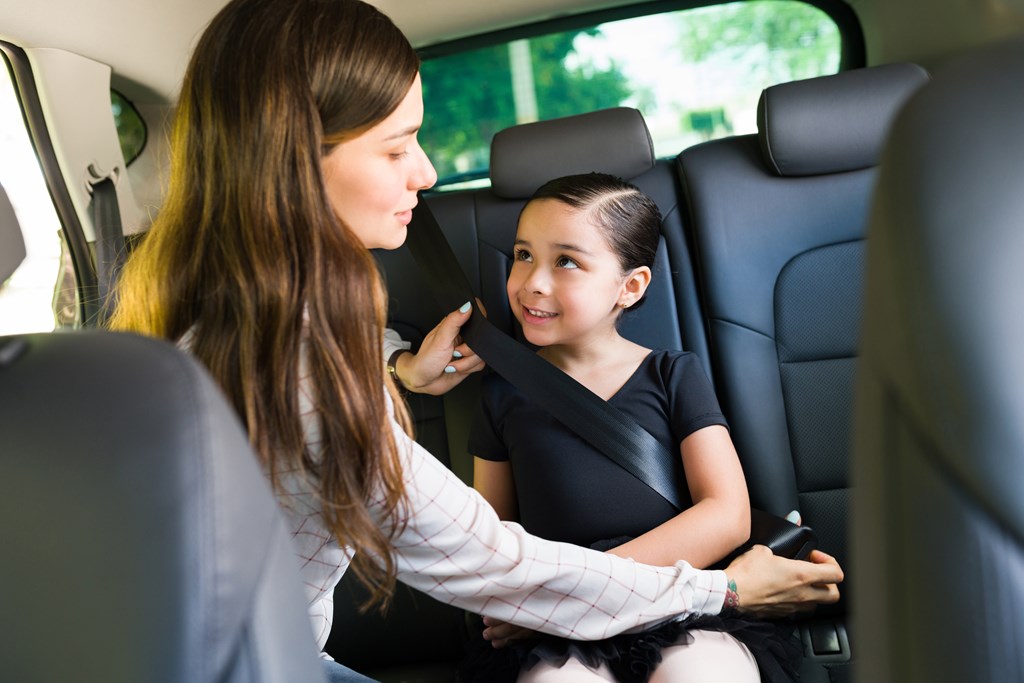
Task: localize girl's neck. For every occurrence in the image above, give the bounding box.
[537,332,650,400]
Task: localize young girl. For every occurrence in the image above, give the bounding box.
[110,1,841,680]
[470,173,798,683]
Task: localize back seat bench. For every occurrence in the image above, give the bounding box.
[327,64,929,681]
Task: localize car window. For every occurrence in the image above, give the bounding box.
[420,0,845,189]
[111,89,146,165]
[0,54,70,334]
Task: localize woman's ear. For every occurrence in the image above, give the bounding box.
[619,266,652,309]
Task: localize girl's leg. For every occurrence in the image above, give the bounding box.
[517,657,617,683]
[649,629,759,683]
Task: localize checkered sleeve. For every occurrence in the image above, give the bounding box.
[371,416,728,641]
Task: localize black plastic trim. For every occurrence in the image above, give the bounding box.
[0,42,99,326]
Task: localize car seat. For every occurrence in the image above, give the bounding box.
[0,184,325,682]
[854,36,1024,683]
[677,63,929,681]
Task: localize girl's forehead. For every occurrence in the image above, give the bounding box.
[519,203,617,252]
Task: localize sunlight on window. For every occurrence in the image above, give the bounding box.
[420,0,840,187]
[0,62,62,334]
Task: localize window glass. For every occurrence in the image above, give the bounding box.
[420,0,841,188]
[0,57,67,334]
[111,89,146,165]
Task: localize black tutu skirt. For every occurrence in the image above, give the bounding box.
[459,611,802,683]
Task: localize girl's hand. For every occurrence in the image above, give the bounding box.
[394,302,485,395]
[724,545,843,618]
[482,616,537,648]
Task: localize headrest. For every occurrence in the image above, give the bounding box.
[758,62,930,177]
[0,184,26,285]
[490,107,655,199]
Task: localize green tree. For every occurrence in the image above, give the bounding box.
[420,29,631,184]
[677,0,840,85]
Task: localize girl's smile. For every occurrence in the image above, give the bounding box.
[507,198,646,351]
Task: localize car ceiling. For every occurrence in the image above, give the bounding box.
[0,0,643,104]
[3,0,1023,106]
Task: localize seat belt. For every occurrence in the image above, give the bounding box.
[403,197,817,560]
[89,176,126,326]
[404,196,687,510]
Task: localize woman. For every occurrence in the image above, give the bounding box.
[110,1,842,681]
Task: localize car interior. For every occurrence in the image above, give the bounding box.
[2,1,1024,682]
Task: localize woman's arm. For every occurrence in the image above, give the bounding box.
[607,425,750,568]
[380,423,728,640]
[473,456,519,521]
[379,421,840,641]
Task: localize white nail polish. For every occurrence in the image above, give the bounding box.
[452,351,463,359]
[444,365,456,374]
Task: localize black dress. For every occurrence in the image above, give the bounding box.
[463,350,801,683]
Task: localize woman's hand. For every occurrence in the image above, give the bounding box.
[724,545,843,618]
[394,301,485,395]
[481,616,537,648]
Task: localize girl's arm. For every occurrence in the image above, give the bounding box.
[473,456,519,521]
[607,425,751,568]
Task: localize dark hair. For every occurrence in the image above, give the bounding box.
[111,0,417,609]
[529,172,661,308]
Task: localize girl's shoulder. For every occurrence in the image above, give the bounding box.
[643,348,705,377]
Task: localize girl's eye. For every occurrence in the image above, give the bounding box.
[556,255,579,269]
[390,150,410,160]
[514,248,532,262]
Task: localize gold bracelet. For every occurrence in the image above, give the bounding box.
[387,349,408,390]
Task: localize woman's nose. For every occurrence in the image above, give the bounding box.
[413,145,438,191]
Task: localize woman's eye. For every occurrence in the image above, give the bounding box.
[390,150,410,160]
[556,256,579,269]
[514,249,532,262]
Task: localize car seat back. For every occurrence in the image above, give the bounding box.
[677,63,929,675]
[0,185,325,682]
[855,37,1024,683]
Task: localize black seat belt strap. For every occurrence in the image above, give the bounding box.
[90,177,125,325]
[404,196,686,510]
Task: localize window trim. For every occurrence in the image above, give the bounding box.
[419,0,865,71]
[0,42,98,325]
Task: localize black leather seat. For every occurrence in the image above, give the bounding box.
[854,36,1024,683]
[677,63,929,679]
[0,185,325,682]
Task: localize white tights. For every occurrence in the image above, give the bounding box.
[516,629,759,683]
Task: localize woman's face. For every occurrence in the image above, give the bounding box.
[321,73,437,250]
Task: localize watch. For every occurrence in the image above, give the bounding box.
[387,349,408,390]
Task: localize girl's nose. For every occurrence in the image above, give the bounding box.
[522,265,548,295]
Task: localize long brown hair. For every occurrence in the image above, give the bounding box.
[110,0,417,609]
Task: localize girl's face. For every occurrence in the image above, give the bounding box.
[507,198,650,350]
[321,73,437,250]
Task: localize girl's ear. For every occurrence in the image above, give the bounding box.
[619,266,652,309]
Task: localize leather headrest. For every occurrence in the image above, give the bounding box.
[490,107,655,199]
[0,185,26,285]
[758,62,930,177]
